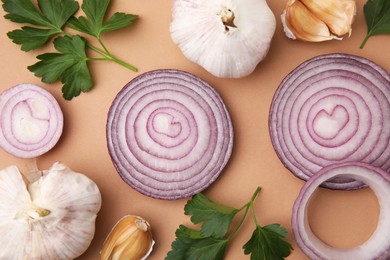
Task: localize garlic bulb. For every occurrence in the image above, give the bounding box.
[100,215,154,260]
[0,162,102,259]
[170,0,276,78]
[281,0,356,42]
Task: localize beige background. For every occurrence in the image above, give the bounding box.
[0,0,388,259]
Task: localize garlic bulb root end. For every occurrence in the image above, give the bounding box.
[218,6,237,31]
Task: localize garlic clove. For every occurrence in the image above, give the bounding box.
[0,166,33,259]
[282,1,338,42]
[281,0,356,42]
[170,0,276,78]
[299,0,356,36]
[100,215,154,260]
[0,162,102,259]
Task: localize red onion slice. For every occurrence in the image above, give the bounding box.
[269,53,390,189]
[106,69,233,200]
[0,84,63,158]
[292,162,390,260]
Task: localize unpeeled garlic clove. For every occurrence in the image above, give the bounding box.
[100,215,154,260]
[281,0,356,42]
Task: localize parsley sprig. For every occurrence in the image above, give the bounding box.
[166,187,293,260]
[2,0,138,100]
[360,0,390,48]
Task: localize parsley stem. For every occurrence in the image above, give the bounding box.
[249,187,260,226]
[98,37,111,55]
[88,58,108,61]
[110,56,138,72]
[228,203,250,240]
[250,202,259,226]
[227,187,261,240]
[86,42,138,72]
[250,186,261,203]
[360,34,370,49]
[60,30,137,71]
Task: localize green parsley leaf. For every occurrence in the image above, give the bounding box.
[2,0,53,27]
[3,0,138,99]
[3,0,79,50]
[166,225,228,260]
[360,0,390,48]
[2,0,79,28]
[28,35,92,100]
[37,0,79,29]
[101,12,137,34]
[68,0,137,38]
[184,193,239,238]
[166,187,293,260]
[243,224,293,260]
[7,26,59,51]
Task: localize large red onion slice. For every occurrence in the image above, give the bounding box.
[292,162,390,260]
[106,69,233,200]
[269,53,390,189]
[0,84,63,158]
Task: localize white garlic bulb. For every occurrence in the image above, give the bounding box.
[170,0,276,78]
[0,162,102,259]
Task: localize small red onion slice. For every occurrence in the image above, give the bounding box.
[292,162,390,260]
[0,84,63,158]
[269,53,390,189]
[106,69,233,200]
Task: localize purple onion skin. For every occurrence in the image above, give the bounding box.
[106,69,233,200]
[292,162,390,260]
[269,53,390,190]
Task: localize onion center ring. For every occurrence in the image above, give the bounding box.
[0,84,63,158]
[292,162,390,260]
[106,69,233,200]
[269,53,390,189]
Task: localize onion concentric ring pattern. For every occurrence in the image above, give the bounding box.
[0,84,63,159]
[292,163,390,259]
[107,70,233,199]
[269,53,390,189]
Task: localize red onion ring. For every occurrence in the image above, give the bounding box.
[106,69,233,200]
[0,84,63,158]
[269,53,390,189]
[292,162,390,260]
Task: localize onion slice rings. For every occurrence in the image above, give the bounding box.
[269,53,390,189]
[0,84,63,158]
[106,69,233,200]
[292,162,390,260]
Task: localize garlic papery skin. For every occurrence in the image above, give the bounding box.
[170,0,276,78]
[0,162,102,259]
[281,0,356,42]
[100,215,154,260]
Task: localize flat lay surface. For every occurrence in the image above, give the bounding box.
[0,0,388,259]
